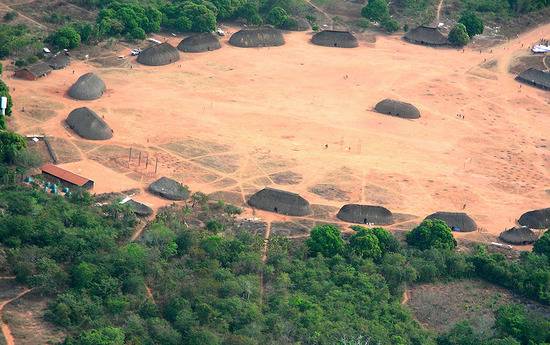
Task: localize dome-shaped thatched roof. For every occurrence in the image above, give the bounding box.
[229,26,285,48]
[424,211,477,232]
[337,204,394,225]
[48,53,70,70]
[66,107,112,140]
[248,187,311,216]
[177,33,221,53]
[404,25,448,46]
[374,99,421,119]
[125,199,153,217]
[515,68,550,90]
[137,42,180,66]
[518,207,550,229]
[311,30,358,48]
[499,226,538,245]
[148,177,189,200]
[68,73,106,100]
[283,17,310,31]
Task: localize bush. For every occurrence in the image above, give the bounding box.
[0,130,27,164]
[349,228,382,260]
[533,230,550,257]
[267,7,289,28]
[361,0,390,22]
[306,224,344,257]
[448,23,470,47]
[406,219,457,250]
[381,17,400,32]
[3,11,17,22]
[49,26,81,49]
[458,12,484,37]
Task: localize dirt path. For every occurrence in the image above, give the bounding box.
[401,288,410,305]
[130,219,149,242]
[0,289,32,345]
[435,0,444,23]
[303,0,333,29]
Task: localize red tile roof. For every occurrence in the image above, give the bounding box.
[41,164,91,187]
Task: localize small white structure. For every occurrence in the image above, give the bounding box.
[532,44,550,53]
[147,38,162,44]
[1,96,7,116]
[43,47,51,54]
[216,28,225,36]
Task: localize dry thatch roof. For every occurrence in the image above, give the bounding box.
[178,33,221,53]
[17,62,52,77]
[148,177,189,200]
[229,26,285,48]
[424,211,477,232]
[137,42,180,66]
[125,199,153,217]
[374,99,421,119]
[337,204,394,225]
[515,68,550,90]
[68,73,106,100]
[311,30,358,48]
[48,54,70,70]
[66,107,112,140]
[248,187,311,216]
[499,226,538,245]
[404,26,448,46]
[518,207,550,229]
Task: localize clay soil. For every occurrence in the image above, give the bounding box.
[5,24,550,240]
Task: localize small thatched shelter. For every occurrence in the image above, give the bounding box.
[229,26,285,48]
[515,68,550,90]
[518,207,550,229]
[68,73,106,100]
[424,211,477,232]
[125,199,153,217]
[404,26,448,46]
[248,187,311,216]
[337,204,394,225]
[137,42,180,66]
[148,177,189,200]
[311,30,358,48]
[499,226,538,245]
[178,33,221,53]
[48,53,70,70]
[66,107,113,140]
[374,99,421,119]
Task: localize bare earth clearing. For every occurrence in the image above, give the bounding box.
[6,25,550,242]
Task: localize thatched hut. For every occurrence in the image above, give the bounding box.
[148,177,189,200]
[66,107,113,140]
[499,226,538,245]
[48,53,70,70]
[311,30,358,48]
[68,73,106,100]
[125,199,153,217]
[515,68,550,90]
[229,26,285,48]
[337,204,394,225]
[374,99,421,119]
[424,211,477,232]
[178,33,221,53]
[518,207,550,229]
[137,42,180,66]
[404,26,448,46]
[248,187,311,216]
[14,62,52,81]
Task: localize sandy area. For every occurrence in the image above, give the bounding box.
[5,25,550,238]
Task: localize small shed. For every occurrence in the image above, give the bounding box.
[41,163,94,189]
[14,62,52,80]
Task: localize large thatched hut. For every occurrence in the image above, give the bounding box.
[515,68,550,90]
[337,204,394,225]
[178,33,221,53]
[48,53,70,70]
[518,207,550,229]
[404,26,448,46]
[148,177,189,200]
[499,226,538,245]
[374,99,421,119]
[248,187,311,216]
[311,30,358,48]
[424,212,477,232]
[229,26,285,48]
[66,107,113,140]
[137,42,180,66]
[68,73,106,100]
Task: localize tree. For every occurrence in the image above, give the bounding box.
[267,7,289,28]
[49,26,81,49]
[0,130,26,163]
[459,12,484,38]
[436,321,481,345]
[533,230,550,257]
[406,219,457,250]
[448,23,470,47]
[381,17,400,32]
[306,224,344,257]
[66,326,125,345]
[236,3,263,25]
[348,228,382,260]
[0,79,13,118]
[361,0,390,23]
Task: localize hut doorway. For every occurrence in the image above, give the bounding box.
[274,207,278,213]
[363,218,368,224]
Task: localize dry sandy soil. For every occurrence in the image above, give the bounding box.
[4,25,550,242]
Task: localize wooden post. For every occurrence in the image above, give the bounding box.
[129,147,132,167]
[145,155,149,170]
[138,151,142,166]
[155,157,158,174]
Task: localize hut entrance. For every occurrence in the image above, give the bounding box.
[274,207,278,213]
[334,43,337,47]
[363,218,367,224]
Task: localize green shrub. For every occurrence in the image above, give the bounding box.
[267,7,289,28]
[533,230,550,257]
[382,17,400,32]
[3,11,17,22]
[306,224,344,257]
[49,26,81,49]
[448,23,470,46]
[361,0,390,22]
[458,11,484,37]
[406,219,457,250]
